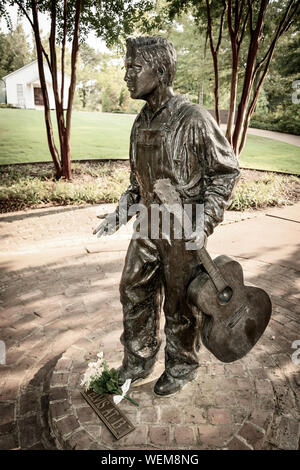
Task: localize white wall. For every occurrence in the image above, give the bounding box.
[4,61,70,109]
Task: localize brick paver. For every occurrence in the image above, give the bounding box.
[0,203,299,450]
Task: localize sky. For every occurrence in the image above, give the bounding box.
[0,4,109,53]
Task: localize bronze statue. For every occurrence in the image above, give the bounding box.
[94,36,240,396]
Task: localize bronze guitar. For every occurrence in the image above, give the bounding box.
[154,178,272,363]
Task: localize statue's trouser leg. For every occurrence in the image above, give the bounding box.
[120,235,203,379]
[119,237,163,374]
[159,238,203,379]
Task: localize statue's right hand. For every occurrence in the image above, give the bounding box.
[93,212,119,237]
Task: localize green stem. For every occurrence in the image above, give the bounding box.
[124,394,139,407]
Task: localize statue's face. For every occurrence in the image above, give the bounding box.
[124,51,159,100]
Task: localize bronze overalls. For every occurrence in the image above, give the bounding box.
[119,107,203,379]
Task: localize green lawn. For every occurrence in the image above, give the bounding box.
[0,109,299,174]
[239,135,300,174]
[0,109,136,163]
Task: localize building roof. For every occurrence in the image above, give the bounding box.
[3,59,70,81]
[3,60,39,80]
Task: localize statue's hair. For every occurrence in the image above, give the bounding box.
[126,36,177,86]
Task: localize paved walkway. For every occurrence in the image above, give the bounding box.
[0,202,299,450]
[220,125,300,147]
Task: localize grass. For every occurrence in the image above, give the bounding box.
[0,162,299,213]
[0,109,136,163]
[239,135,300,175]
[0,109,299,174]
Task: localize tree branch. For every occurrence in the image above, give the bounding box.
[15,0,34,29]
[15,0,52,73]
[61,0,67,107]
[216,1,227,53]
[253,0,297,79]
[237,0,246,31]
[238,4,250,48]
[30,0,61,176]
[49,0,65,162]
[238,0,299,154]
[234,0,239,32]
[64,0,82,178]
[247,0,254,35]
[205,0,221,124]
[205,0,215,53]
[228,0,234,37]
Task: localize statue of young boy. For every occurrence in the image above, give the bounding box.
[94,36,240,396]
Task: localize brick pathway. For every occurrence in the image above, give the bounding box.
[0,204,299,450]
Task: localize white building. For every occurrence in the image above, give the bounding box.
[3,60,71,109]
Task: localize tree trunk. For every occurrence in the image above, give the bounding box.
[212,52,220,125]
[61,0,67,107]
[226,44,238,144]
[232,0,269,155]
[205,0,223,126]
[31,0,62,177]
[64,0,82,180]
[49,0,66,174]
[236,0,296,155]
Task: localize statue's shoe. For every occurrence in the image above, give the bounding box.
[117,365,155,386]
[154,370,198,397]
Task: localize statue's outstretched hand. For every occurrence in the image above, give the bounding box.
[93,212,119,238]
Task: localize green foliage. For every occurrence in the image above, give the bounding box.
[230,174,299,211]
[75,47,143,114]
[0,103,15,108]
[1,0,155,176]
[2,1,155,46]
[88,360,139,406]
[0,162,298,213]
[90,367,122,396]
[163,0,300,141]
[0,162,129,212]
[252,25,300,135]
[250,111,300,136]
[0,23,32,80]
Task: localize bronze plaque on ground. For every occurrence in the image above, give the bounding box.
[81,390,135,440]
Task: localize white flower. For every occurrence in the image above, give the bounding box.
[81,351,107,390]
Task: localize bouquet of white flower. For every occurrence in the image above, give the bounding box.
[81,352,138,406]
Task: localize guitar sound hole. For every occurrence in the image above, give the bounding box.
[218,286,233,305]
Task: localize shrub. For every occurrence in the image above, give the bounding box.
[0,162,298,213]
[230,173,298,210]
[250,110,300,135]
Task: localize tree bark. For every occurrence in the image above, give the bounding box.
[49,0,65,173]
[31,0,62,177]
[226,0,248,144]
[61,0,67,107]
[226,42,238,144]
[64,0,82,180]
[232,0,269,154]
[238,0,298,155]
[205,0,226,126]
